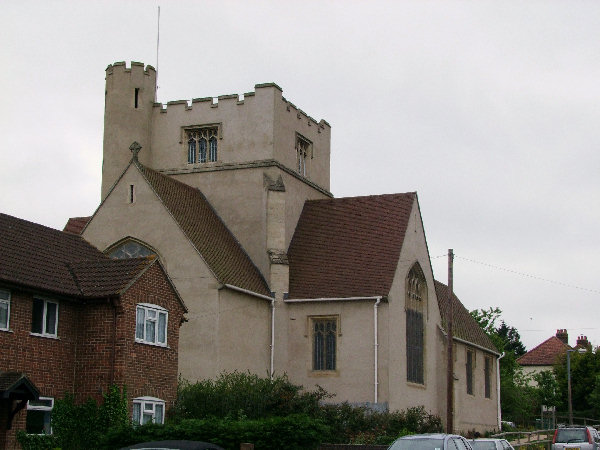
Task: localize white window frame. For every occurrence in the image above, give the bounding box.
[0,289,10,331]
[135,303,168,347]
[31,298,58,338]
[26,397,54,434]
[132,396,165,425]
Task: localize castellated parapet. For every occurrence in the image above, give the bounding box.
[101,61,331,279]
[102,62,157,199]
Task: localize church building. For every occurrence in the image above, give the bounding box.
[74,61,499,432]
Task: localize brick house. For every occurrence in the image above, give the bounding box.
[0,212,186,448]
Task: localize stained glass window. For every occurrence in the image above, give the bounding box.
[406,263,426,384]
[185,127,218,164]
[313,318,337,371]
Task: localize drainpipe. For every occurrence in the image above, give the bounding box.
[270,298,275,380]
[497,352,505,430]
[374,297,382,404]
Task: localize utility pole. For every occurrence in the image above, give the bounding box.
[446,249,454,433]
[567,349,574,425]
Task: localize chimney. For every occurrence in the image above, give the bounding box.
[576,335,590,350]
[556,329,569,345]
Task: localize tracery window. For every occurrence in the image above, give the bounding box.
[406,263,426,384]
[107,239,156,259]
[312,317,337,371]
[466,348,475,395]
[484,355,492,398]
[296,134,312,177]
[187,127,218,164]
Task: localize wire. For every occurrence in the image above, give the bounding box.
[454,255,600,294]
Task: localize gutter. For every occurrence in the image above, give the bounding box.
[497,352,505,431]
[373,297,382,403]
[436,325,501,356]
[284,296,383,303]
[270,297,275,380]
[222,284,274,301]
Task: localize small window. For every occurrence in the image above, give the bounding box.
[484,355,492,398]
[135,304,168,346]
[108,239,156,259]
[31,298,58,337]
[132,397,165,425]
[312,317,337,371]
[186,127,218,164]
[0,289,10,331]
[26,397,54,434]
[466,348,475,395]
[296,134,312,177]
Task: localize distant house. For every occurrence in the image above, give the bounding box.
[0,213,186,448]
[70,61,502,432]
[518,329,592,382]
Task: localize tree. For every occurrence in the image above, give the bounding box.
[553,348,600,417]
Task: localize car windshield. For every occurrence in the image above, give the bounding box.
[389,438,445,450]
[556,429,587,444]
[471,442,497,450]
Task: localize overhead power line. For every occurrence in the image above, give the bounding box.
[452,255,600,294]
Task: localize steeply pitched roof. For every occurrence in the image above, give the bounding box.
[517,336,569,366]
[135,162,271,297]
[434,280,499,354]
[63,216,91,234]
[288,193,416,299]
[0,212,160,299]
[0,372,39,400]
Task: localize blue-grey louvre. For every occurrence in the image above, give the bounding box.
[406,309,424,384]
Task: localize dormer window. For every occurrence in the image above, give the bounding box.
[296,134,312,177]
[186,127,218,164]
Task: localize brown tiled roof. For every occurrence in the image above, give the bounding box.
[0,213,162,299]
[63,216,91,234]
[0,213,108,296]
[136,162,271,297]
[517,336,569,366]
[434,280,499,354]
[288,193,416,299]
[70,257,156,297]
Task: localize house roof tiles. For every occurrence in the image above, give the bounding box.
[434,280,499,354]
[0,212,158,299]
[517,336,569,366]
[288,193,416,299]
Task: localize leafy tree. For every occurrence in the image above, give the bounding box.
[553,348,600,416]
[496,321,526,357]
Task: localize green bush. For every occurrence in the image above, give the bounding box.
[173,371,330,420]
[15,431,57,450]
[102,414,327,450]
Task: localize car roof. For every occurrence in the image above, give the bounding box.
[399,434,464,440]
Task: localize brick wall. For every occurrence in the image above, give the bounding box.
[0,261,186,447]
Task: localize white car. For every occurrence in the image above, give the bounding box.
[471,439,515,450]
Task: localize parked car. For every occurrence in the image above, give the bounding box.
[471,438,515,450]
[119,441,225,450]
[388,433,473,450]
[552,426,600,450]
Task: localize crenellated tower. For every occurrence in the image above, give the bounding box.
[101,61,331,286]
[102,61,156,199]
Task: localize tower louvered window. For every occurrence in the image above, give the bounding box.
[296,134,311,177]
[406,263,426,384]
[187,127,218,164]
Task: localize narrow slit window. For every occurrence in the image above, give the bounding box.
[134,88,140,108]
[129,185,135,203]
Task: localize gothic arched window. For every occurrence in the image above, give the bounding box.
[107,239,157,260]
[406,263,427,384]
[209,136,218,162]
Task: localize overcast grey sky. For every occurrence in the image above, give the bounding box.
[1,0,599,352]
